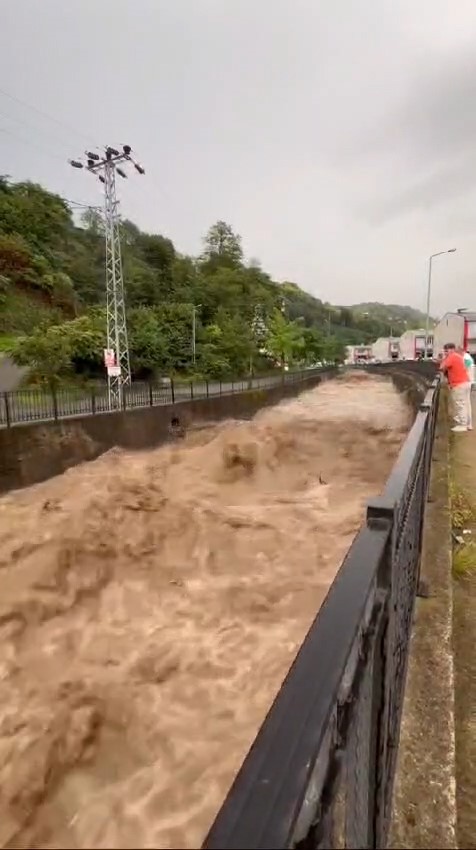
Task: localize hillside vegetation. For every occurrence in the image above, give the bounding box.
[0,177,423,384]
[350,302,431,330]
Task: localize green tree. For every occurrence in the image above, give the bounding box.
[201,221,243,269]
[80,208,104,236]
[129,307,167,373]
[198,310,257,377]
[265,310,305,370]
[66,313,106,371]
[0,180,71,255]
[11,325,72,386]
[196,324,232,378]
[301,327,326,364]
[321,335,346,364]
[122,256,161,307]
[137,232,175,273]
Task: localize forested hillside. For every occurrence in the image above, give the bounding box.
[0,178,414,383]
[350,302,431,330]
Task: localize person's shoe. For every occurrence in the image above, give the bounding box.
[452,425,467,432]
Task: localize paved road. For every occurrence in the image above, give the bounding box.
[0,356,28,393]
[0,373,302,427]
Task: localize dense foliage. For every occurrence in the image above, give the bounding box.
[0,177,425,384]
[350,302,430,333]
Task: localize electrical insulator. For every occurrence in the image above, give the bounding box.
[134,162,145,175]
[107,146,120,157]
[86,151,100,161]
[123,145,131,155]
[117,168,128,179]
[98,175,105,183]
[69,159,84,169]
[87,159,95,168]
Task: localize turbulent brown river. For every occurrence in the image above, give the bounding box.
[0,373,411,850]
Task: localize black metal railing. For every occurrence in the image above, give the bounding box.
[0,367,328,428]
[202,375,440,850]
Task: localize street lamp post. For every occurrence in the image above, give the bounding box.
[387,315,397,339]
[425,249,456,358]
[192,304,201,366]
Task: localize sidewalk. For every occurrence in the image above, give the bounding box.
[451,403,476,849]
[0,355,27,392]
[390,394,476,850]
[390,393,457,850]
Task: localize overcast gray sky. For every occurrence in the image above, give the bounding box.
[1,0,476,317]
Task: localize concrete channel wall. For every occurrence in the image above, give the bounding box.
[0,369,336,494]
[0,363,437,495]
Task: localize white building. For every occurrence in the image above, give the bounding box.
[345,344,373,364]
[433,311,476,358]
[345,346,354,364]
[398,328,433,360]
[372,337,400,361]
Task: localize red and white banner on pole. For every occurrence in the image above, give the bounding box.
[103,349,121,377]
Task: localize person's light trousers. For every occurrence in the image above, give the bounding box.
[451,382,472,427]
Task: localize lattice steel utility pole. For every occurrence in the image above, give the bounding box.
[69,145,145,407]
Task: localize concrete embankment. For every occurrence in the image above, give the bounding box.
[0,365,434,496]
[0,372,334,494]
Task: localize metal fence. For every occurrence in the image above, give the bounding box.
[0,368,326,428]
[203,373,440,850]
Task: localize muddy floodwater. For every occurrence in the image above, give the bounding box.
[0,373,411,849]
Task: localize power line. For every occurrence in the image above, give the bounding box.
[0,87,191,261]
[0,88,185,235]
[1,134,104,215]
[2,174,100,210]
[0,106,74,154]
[0,85,96,148]
[65,199,103,212]
[0,126,66,162]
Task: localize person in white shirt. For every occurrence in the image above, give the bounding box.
[458,347,474,430]
[463,350,475,384]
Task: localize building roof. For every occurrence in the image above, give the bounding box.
[400,328,426,338]
[437,311,476,323]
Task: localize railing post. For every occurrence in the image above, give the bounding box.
[3,392,11,428]
[52,385,58,422]
[366,496,396,849]
[206,379,209,398]
[190,380,194,400]
[170,378,175,405]
[122,384,127,411]
[149,381,153,406]
[91,388,96,415]
[220,379,222,395]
